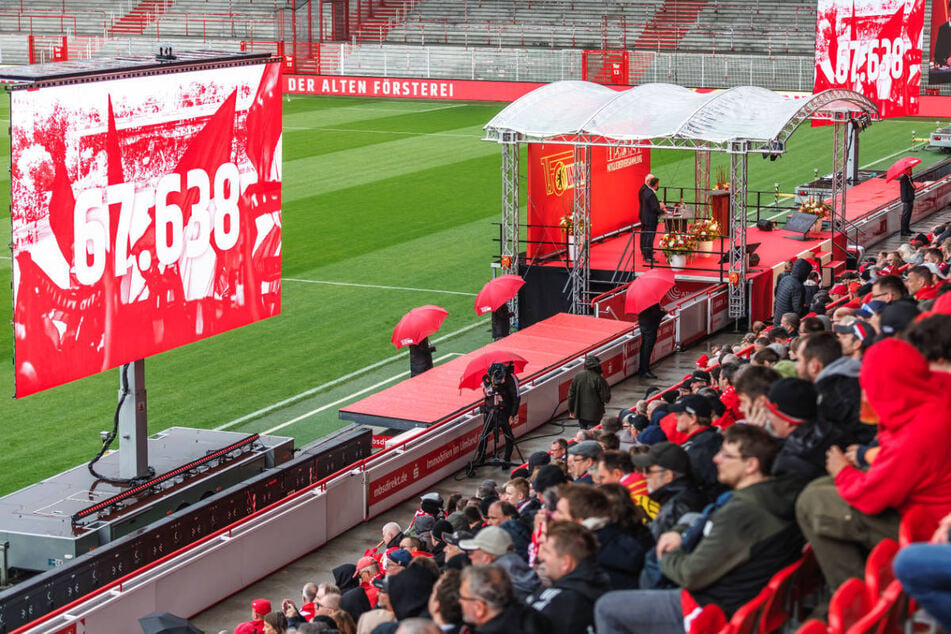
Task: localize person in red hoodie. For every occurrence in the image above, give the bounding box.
[796,338,951,591]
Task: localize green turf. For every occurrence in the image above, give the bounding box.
[0,94,944,496]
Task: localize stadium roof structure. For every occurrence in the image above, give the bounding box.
[483,81,879,153]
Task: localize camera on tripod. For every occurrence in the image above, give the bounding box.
[481,362,510,407]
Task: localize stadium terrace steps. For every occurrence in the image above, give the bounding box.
[108,0,174,35]
[354,0,422,44]
[633,0,708,50]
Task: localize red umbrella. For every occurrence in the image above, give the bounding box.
[624,269,676,314]
[885,156,921,182]
[474,275,525,315]
[459,350,529,390]
[391,305,449,349]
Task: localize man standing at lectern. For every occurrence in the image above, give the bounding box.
[639,174,666,263]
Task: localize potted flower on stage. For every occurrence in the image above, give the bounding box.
[798,197,832,233]
[559,214,582,262]
[690,217,722,253]
[659,232,696,270]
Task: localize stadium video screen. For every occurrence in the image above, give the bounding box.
[9,60,283,397]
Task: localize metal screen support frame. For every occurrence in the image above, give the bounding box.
[570,145,592,314]
[830,115,849,261]
[728,141,749,319]
[500,136,520,321]
[695,150,711,213]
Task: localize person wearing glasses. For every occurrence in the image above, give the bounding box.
[595,425,803,632]
[458,564,550,633]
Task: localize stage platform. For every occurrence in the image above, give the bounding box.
[338,314,633,431]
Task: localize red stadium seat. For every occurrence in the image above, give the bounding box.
[789,546,825,623]
[828,578,871,634]
[761,558,803,633]
[898,507,938,548]
[795,621,830,634]
[687,603,727,634]
[724,587,771,634]
[844,580,908,634]
[864,539,899,605]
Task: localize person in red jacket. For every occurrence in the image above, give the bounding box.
[796,338,951,591]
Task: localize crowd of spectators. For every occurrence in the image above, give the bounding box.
[227,226,951,634]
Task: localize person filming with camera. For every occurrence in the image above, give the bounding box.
[472,362,520,468]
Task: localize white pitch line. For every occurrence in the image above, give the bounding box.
[260,352,464,435]
[284,277,477,296]
[214,320,485,430]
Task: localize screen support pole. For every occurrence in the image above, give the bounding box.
[118,359,150,480]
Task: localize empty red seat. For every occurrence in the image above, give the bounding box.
[828,578,870,634]
[686,603,727,634]
[761,558,803,634]
[795,620,829,634]
[844,580,908,634]
[864,538,899,605]
[724,587,772,634]
[898,506,938,548]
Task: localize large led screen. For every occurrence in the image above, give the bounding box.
[10,60,283,397]
[814,0,924,117]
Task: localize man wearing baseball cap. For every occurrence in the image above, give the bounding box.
[353,555,382,607]
[566,440,603,485]
[234,598,271,634]
[459,525,540,600]
[669,394,723,501]
[632,443,706,541]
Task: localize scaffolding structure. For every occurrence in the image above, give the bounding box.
[484,82,877,318]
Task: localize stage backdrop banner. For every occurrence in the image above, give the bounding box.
[814,0,924,118]
[526,142,649,259]
[10,61,283,397]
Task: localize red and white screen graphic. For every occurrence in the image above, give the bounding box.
[10,61,283,397]
[814,0,924,118]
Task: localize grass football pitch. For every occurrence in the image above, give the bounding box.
[0,94,941,496]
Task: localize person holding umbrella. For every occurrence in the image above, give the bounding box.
[474,275,525,341]
[392,305,449,377]
[624,269,676,380]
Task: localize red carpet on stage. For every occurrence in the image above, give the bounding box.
[339,314,632,430]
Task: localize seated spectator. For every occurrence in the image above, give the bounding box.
[502,477,539,519]
[300,583,319,622]
[713,362,743,430]
[636,397,674,445]
[733,365,781,427]
[893,511,951,633]
[799,316,825,335]
[356,609,396,634]
[555,484,646,590]
[442,531,473,570]
[797,331,871,445]
[832,317,873,360]
[597,450,648,506]
[764,378,842,487]
[426,569,464,634]
[871,274,909,305]
[751,347,780,367]
[263,612,287,634]
[235,598,271,634]
[385,548,413,577]
[594,425,803,631]
[459,565,550,633]
[779,312,801,334]
[528,521,611,634]
[388,563,438,621]
[668,394,724,501]
[598,432,621,452]
[459,526,540,600]
[753,336,770,353]
[633,443,707,541]
[905,313,951,372]
[566,440,602,484]
[353,556,383,608]
[796,338,951,592]
[908,265,939,301]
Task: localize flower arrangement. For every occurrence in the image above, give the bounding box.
[712,166,730,191]
[690,217,722,241]
[559,214,584,235]
[659,232,697,257]
[798,197,832,219]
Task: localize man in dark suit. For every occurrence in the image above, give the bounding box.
[638,174,666,262]
[899,168,915,237]
[934,3,951,67]
[637,302,664,379]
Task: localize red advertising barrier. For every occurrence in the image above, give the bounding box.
[814,0,924,118]
[10,61,283,397]
[284,74,547,101]
[526,142,649,259]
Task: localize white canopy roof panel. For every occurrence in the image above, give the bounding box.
[484,81,878,151]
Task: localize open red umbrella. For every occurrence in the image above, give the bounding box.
[624,268,676,314]
[474,275,525,315]
[391,305,449,349]
[459,350,529,390]
[885,156,921,182]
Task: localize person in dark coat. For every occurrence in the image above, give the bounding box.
[459,564,551,634]
[491,303,510,341]
[638,173,666,262]
[899,168,916,236]
[632,443,708,541]
[773,258,812,326]
[528,521,612,634]
[567,355,611,430]
[669,394,725,502]
[409,336,435,377]
[388,564,438,620]
[637,302,664,379]
[332,564,359,593]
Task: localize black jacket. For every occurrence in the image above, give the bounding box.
[638,303,664,334]
[595,522,647,590]
[773,258,812,326]
[409,337,435,376]
[814,357,876,446]
[639,184,661,228]
[475,603,552,634]
[649,476,708,541]
[773,420,843,489]
[527,557,611,634]
[682,427,724,502]
[900,173,915,203]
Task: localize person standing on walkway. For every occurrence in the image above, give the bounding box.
[638,302,664,379]
[639,174,666,263]
[568,356,611,430]
[900,168,916,236]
